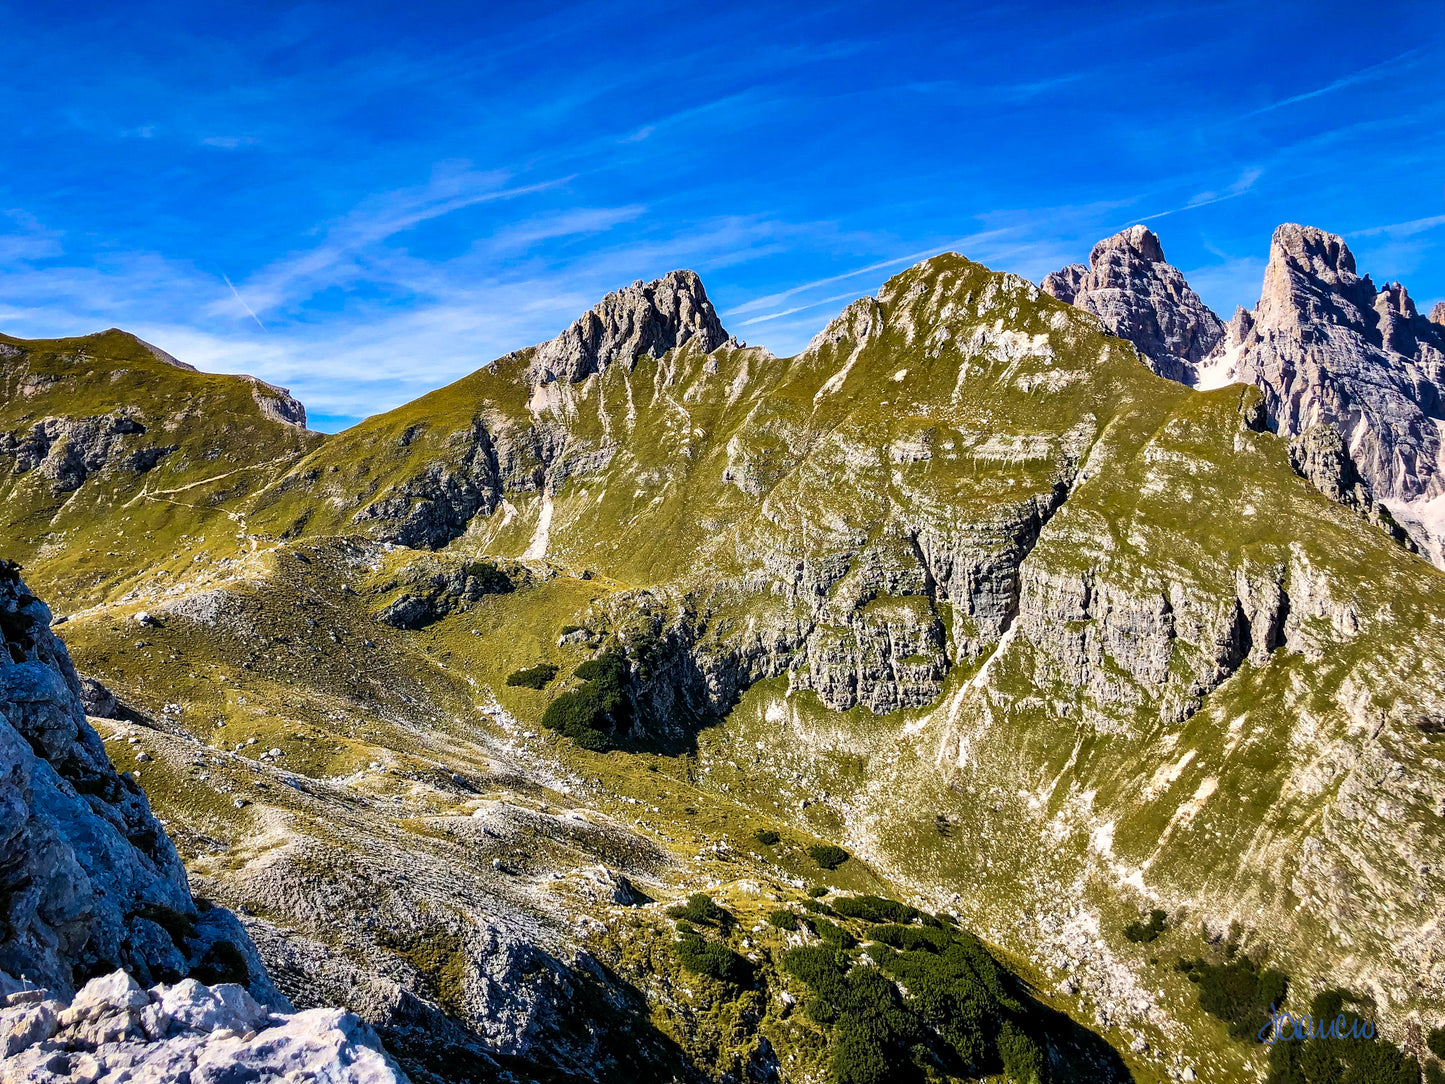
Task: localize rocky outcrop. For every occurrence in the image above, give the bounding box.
[0,562,407,1078]
[0,413,176,492]
[1041,225,1224,383]
[529,270,728,385]
[245,377,308,429]
[375,556,518,629]
[0,561,276,1001]
[1287,424,1413,547]
[1431,301,1445,327]
[1210,225,1445,556]
[0,969,405,1083]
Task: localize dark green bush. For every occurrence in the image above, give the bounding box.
[1124,908,1168,943]
[666,893,734,928]
[560,624,584,635]
[675,928,752,986]
[812,917,857,949]
[807,884,830,898]
[769,909,800,931]
[1426,1063,1445,1084]
[753,828,781,846]
[808,843,850,870]
[833,895,919,925]
[1265,989,1419,1084]
[464,560,512,593]
[540,652,630,749]
[1177,956,1288,1041]
[505,663,559,689]
[867,924,951,954]
[1429,1027,1445,1060]
[998,1020,1044,1084]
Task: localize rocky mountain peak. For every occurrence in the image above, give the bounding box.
[1040,224,1224,383]
[1431,301,1445,326]
[1089,222,1165,265]
[1256,223,1378,334]
[528,269,728,385]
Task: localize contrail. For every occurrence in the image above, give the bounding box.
[222,273,266,330]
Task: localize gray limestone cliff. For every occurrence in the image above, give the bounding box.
[1041,225,1224,384]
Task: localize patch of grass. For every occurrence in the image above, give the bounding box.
[506,663,559,689]
[379,928,470,1017]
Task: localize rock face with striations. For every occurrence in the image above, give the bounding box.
[1045,223,1445,562]
[0,561,406,1081]
[529,269,728,385]
[1041,225,1224,383]
[1201,225,1445,560]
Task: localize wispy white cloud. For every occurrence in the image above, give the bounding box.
[1350,214,1445,238]
[220,166,576,318]
[1244,47,1428,117]
[1135,166,1263,223]
[201,135,259,149]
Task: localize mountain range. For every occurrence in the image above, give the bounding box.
[2,222,1443,1084]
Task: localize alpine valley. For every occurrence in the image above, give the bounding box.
[3,222,1445,1084]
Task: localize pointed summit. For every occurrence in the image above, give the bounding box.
[1041,224,1224,383]
[529,269,728,385]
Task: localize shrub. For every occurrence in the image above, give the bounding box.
[540,652,630,749]
[781,946,918,1084]
[560,624,584,635]
[812,918,857,949]
[463,560,512,593]
[1124,908,1167,943]
[1265,988,1419,1084]
[769,909,800,931]
[1429,1027,1445,1060]
[666,893,734,928]
[505,663,559,689]
[1177,956,1288,1041]
[808,844,850,870]
[753,828,780,847]
[998,1020,1044,1084]
[675,928,752,986]
[807,884,829,898]
[833,895,919,925]
[867,923,951,954]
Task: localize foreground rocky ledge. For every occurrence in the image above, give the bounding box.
[0,969,406,1083]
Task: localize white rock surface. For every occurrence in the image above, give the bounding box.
[0,970,406,1083]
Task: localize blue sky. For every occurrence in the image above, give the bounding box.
[1,1,1441,430]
